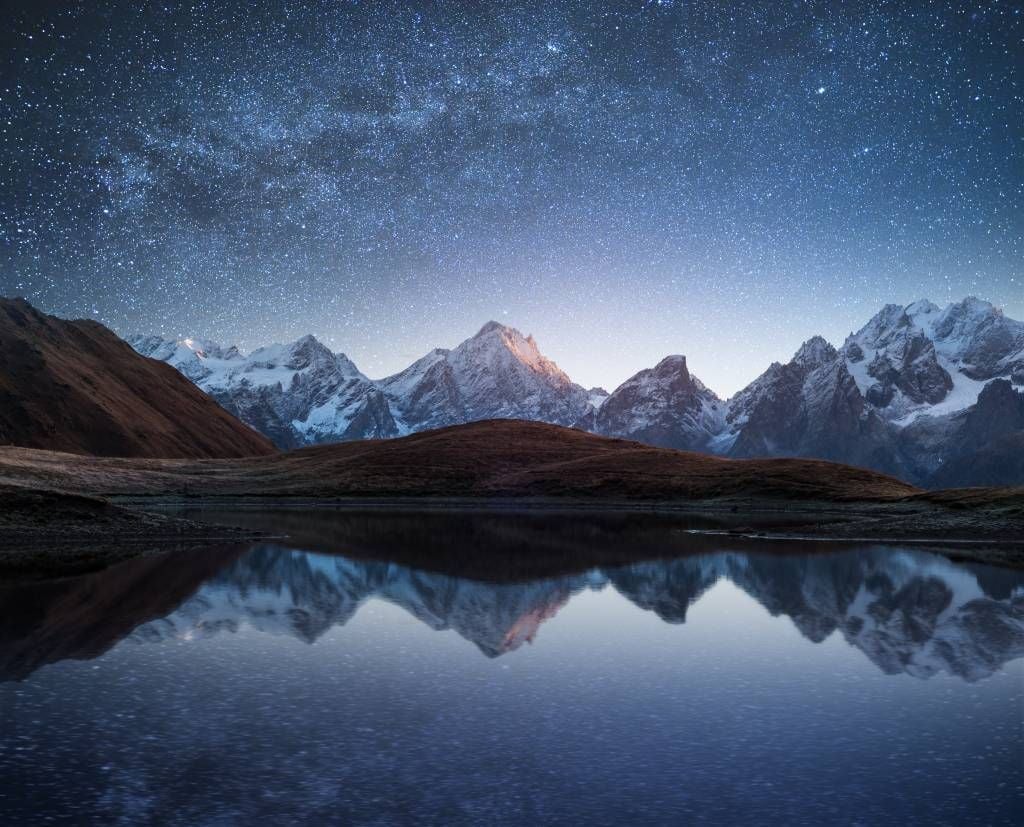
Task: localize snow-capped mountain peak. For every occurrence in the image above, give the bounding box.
[905,298,941,318]
[243,334,364,381]
[386,323,591,432]
[179,336,238,360]
[455,321,568,381]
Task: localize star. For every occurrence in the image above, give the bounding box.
[0,0,1018,396]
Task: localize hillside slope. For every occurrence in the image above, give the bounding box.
[0,298,275,458]
[0,419,918,502]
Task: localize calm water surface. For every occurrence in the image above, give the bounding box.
[0,510,1021,825]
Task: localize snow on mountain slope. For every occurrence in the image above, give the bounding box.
[380,321,592,432]
[713,298,1024,484]
[128,334,243,383]
[131,333,394,448]
[586,298,1020,472]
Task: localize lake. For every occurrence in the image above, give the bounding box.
[0,509,1021,825]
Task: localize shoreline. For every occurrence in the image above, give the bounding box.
[3,493,1018,580]
[131,493,1024,545]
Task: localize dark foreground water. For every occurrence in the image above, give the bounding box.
[0,511,1021,825]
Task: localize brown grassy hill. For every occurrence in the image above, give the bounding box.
[0,298,274,458]
[247,419,921,501]
[0,418,919,502]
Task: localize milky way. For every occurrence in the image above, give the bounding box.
[1,0,1020,393]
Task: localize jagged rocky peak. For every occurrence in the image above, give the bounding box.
[847,303,913,351]
[792,335,837,368]
[651,353,691,378]
[842,301,955,414]
[130,333,236,361]
[928,297,1024,380]
[376,321,596,435]
[376,349,452,400]
[842,296,1023,412]
[389,321,591,429]
[592,353,724,451]
[865,330,952,407]
[905,298,941,318]
[475,319,510,336]
[605,354,716,402]
[245,333,357,376]
[180,336,239,361]
[932,296,998,338]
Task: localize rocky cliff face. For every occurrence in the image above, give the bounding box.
[925,379,1024,488]
[718,339,904,476]
[575,299,1022,482]
[714,298,1024,485]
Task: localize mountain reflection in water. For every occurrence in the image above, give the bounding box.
[2,539,1021,683]
[2,518,1022,827]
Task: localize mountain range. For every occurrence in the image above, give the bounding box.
[129,320,597,449]
[131,297,1024,486]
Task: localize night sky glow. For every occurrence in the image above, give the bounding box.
[1,1,1021,394]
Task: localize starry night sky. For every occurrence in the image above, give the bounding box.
[2,1,1021,394]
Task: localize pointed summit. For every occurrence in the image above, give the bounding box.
[646,355,692,383]
[379,322,591,432]
[474,320,512,338]
[854,303,911,348]
[792,336,837,368]
[593,354,722,451]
